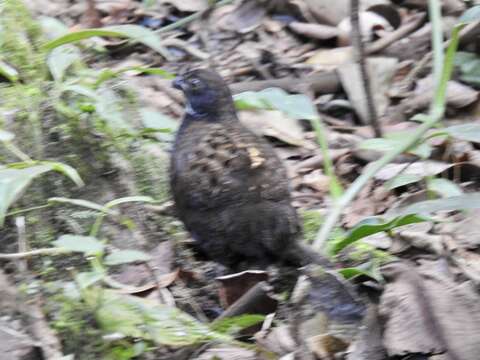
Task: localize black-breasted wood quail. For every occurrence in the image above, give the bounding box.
[170,69,330,269]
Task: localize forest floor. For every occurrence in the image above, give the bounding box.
[2,0,480,359]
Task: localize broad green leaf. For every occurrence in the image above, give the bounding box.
[385,173,423,190]
[48,197,113,214]
[47,45,81,82]
[140,108,178,141]
[53,234,104,255]
[211,314,265,334]
[233,91,267,110]
[0,165,56,227]
[337,267,381,281]
[0,130,15,142]
[44,25,171,60]
[427,178,463,198]
[328,214,431,254]
[443,123,480,143]
[105,250,151,265]
[0,60,18,82]
[76,270,105,289]
[234,88,318,120]
[459,5,480,23]
[396,193,480,215]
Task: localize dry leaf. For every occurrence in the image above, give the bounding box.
[338,57,398,124]
[239,110,309,147]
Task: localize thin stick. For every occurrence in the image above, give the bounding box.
[0,248,66,259]
[350,0,382,137]
[366,13,427,54]
[15,217,28,272]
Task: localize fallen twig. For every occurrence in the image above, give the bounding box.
[366,13,427,54]
[0,248,65,259]
[214,281,277,322]
[350,0,382,137]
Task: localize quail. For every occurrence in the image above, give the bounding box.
[170,69,330,270]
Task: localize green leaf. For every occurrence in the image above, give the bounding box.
[234,88,318,120]
[53,234,104,255]
[443,123,480,143]
[95,66,174,86]
[48,197,113,214]
[140,108,178,141]
[105,196,156,209]
[105,250,151,265]
[88,289,233,346]
[0,130,15,142]
[47,45,81,82]
[385,173,423,190]
[410,113,431,123]
[454,51,480,87]
[396,193,480,215]
[234,92,267,110]
[360,138,398,152]
[95,87,132,131]
[76,270,105,289]
[44,25,171,59]
[41,161,84,187]
[328,214,431,254]
[0,165,57,227]
[360,134,432,158]
[427,178,463,198]
[0,60,18,82]
[61,84,98,99]
[211,314,265,334]
[459,5,480,23]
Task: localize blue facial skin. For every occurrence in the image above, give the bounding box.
[173,76,223,119]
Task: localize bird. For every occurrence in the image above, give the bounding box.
[170,68,331,270]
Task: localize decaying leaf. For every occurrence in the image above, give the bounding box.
[380,260,480,359]
[338,57,398,124]
[239,110,309,147]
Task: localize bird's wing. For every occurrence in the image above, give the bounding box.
[171,122,291,210]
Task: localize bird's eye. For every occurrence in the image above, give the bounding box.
[190,78,202,88]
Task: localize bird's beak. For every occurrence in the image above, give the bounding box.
[173,76,186,91]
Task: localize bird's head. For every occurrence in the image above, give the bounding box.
[173,69,235,119]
